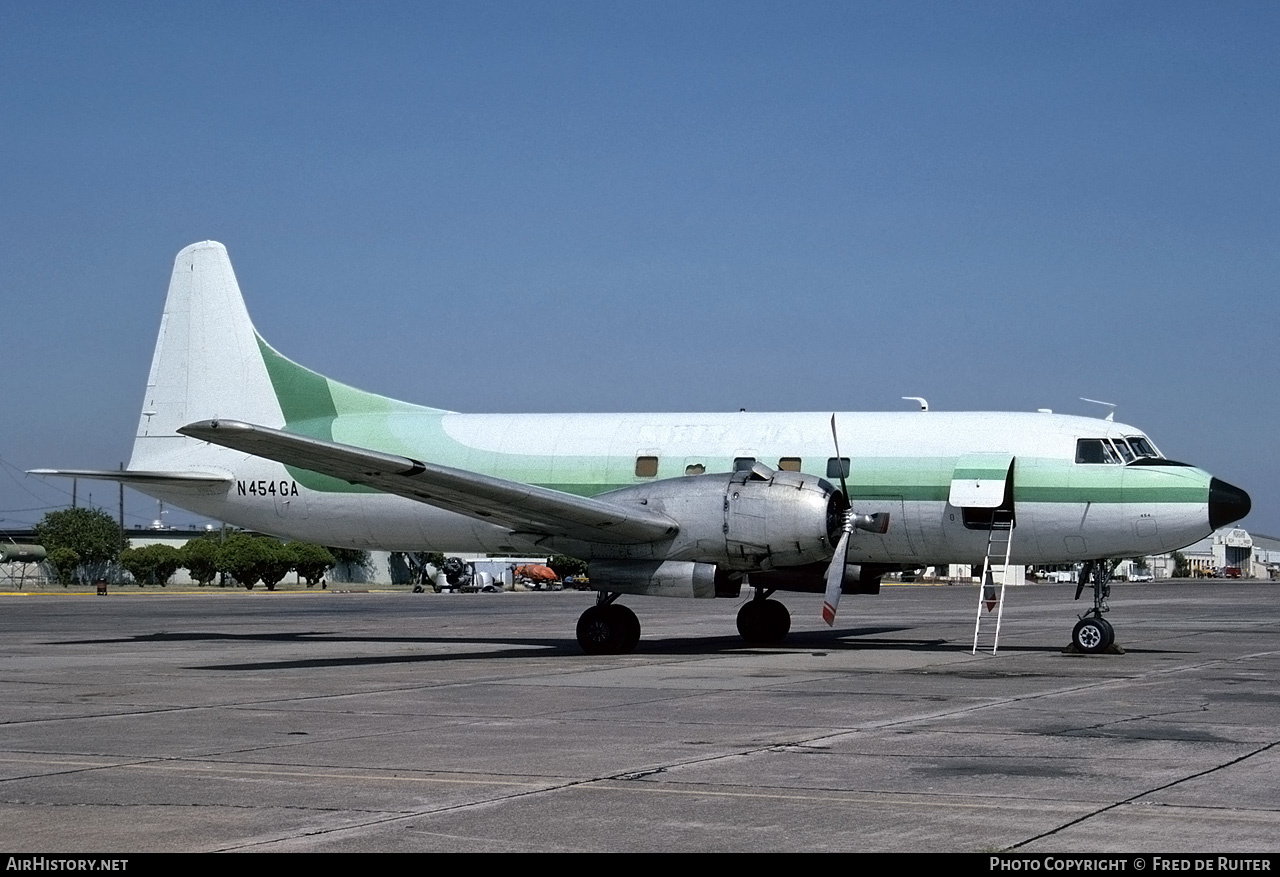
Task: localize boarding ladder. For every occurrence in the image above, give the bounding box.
[972,511,1015,655]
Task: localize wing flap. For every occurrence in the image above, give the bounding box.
[178,419,678,545]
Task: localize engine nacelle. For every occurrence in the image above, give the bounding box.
[588,560,719,598]
[597,467,842,571]
[750,562,891,595]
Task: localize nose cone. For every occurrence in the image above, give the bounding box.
[1209,478,1251,529]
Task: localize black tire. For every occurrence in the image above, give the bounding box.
[577,605,634,655]
[1072,616,1112,653]
[1094,616,1115,650]
[761,599,791,644]
[611,604,641,654]
[737,601,766,643]
[738,600,789,644]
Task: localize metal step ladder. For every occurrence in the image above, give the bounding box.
[972,512,1014,654]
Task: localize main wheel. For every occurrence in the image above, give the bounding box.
[761,599,791,644]
[737,600,790,645]
[576,604,642,655]
[1072,616,1113,654]
[577,606,618,654]
[737,601,766,643]
[612,604,642,654]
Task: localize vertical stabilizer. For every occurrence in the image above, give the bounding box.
[129,242,284,470]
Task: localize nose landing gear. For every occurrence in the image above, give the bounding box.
[1071,560,1120,654]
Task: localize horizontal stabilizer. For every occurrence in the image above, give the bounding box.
[179,419,680,546]
[28,469,232,488]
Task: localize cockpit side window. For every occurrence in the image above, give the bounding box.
[1076,438,1121,464]
[1111,438,1135,463]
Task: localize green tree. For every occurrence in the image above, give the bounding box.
[290,543,335,587]
[182,537,220,586]
[119,544,184,586]
[118,546,155,586]
[259,539,293,591]
[329,547,372,583]
[46,547,81,586]
[217,534,272,590]
[548,555,588,579]
[35,508,125,578]
[1172,550,1191,578]
[148,545,182,586]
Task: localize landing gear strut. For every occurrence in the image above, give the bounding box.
[736,589,791,645]
[576,593,641,655]
[1071,560,1116,653]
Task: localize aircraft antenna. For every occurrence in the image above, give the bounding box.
[1079,398,1117,422]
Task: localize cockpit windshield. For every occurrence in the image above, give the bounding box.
[1126,436,1161,458]
[1076,436,1164,464]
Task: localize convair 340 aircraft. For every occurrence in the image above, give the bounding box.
[36,242,1250,655]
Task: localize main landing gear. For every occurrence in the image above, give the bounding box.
[736,590,791,645]
[574,590,796,654]
[576,593,641,655]
[1071,559,1117,654]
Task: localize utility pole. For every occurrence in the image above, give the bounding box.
[118,462,126,584]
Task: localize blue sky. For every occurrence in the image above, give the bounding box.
[1,1,1276,535]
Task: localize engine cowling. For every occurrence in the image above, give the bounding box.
[595,466,843,571]
[588,560,719,598]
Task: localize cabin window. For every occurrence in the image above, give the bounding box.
[733,457,756,471]
[1075,439,1121,464]
[684,463,705,476]
[827,457,850,479]
[635,456,659,477]
[778,457,802,472]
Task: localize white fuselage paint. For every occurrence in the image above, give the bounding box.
[138,409,1212,566]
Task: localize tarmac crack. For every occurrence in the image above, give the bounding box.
[1003,737,1280,850]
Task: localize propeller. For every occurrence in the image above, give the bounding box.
[822,415,890,626]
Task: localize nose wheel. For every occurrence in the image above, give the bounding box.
[1071,615,1115,653]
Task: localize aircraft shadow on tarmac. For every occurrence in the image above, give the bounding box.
[40,625,1173,672]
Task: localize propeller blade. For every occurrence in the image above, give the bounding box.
[822,522,851,626]
[824,414,853,626]
[829,414,849,500]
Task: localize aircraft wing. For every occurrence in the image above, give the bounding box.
[178,419,679,545]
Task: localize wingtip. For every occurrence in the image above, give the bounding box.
[178,418,251,439]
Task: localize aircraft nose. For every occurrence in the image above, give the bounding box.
[1209,477,1251,529]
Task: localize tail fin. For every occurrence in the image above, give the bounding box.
[129,242,283,470]
[129,241,441,472]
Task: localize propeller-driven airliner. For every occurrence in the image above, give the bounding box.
[35,242,1251,654]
